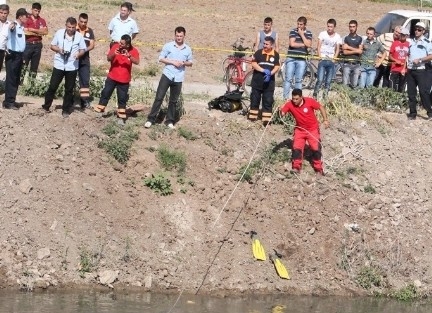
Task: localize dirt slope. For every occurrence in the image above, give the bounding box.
[0,94,432,296]
[1,0,431,297]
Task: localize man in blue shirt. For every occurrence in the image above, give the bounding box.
[144,26,193,129]
[108,2,138,47]
[3,8,27,110]
[41,17,86,117]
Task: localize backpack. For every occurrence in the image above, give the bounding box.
[208,90,247,113]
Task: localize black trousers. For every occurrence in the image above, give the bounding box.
[44,67,78,113]
[250,87,274,113]
[99,76,129,109]
[373,64,391,88]
[389,72,407,93]
[4,51,23,106]
[406,69,432,117]
[0,49,5,72]
[23,42,43,76]
[147,74,182,124]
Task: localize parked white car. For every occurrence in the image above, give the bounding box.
[375,9,432,39]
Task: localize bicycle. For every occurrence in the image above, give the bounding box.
[222,38,254,95]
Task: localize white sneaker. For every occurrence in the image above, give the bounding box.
[167,123,175,129]
[144,121,152,128]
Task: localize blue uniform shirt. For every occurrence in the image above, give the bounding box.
[407,36,432,70]
[108,14,139,42]
[51,29,86,71]
[7,21,26,52]
[159,41,193,82]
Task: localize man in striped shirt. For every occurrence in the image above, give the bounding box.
[373,26,401,88]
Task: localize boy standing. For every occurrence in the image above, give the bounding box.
[279,89,330,175]
[313,18,341,99]
[388,27,409,92]
[254,17,279,52]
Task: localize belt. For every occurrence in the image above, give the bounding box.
[409,68,426,71]
[26,41,42,44]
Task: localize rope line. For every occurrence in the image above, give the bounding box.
[165,111,276,313]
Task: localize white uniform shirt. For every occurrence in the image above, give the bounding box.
[0,20,11,50]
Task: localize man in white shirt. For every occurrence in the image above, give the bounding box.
[41,17,86,117]
[0,3,10,72]
[313,19,341,99]
[108,2,139,47]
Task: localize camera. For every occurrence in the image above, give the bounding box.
[117,48,126,54]
[63,51,71,61]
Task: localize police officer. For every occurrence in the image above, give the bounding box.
[3,8,27,110]
[406,22,432,120]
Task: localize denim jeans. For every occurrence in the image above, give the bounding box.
[283,58,307,99]
[359,66,377,88]
[342,63,361,88]
[313,59,335,96]
[147,74,182,124]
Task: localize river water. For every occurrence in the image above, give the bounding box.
[0,290,430,313]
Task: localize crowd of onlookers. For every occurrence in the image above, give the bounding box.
[253,16,432,120]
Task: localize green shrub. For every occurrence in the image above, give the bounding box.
[356,266,382,289]
[391,284,418,301]
[99,121,139,163]
[157,145,187,175]
[144,173,173,196]
[364,184,376,194]
[238,160,261,182]
[178,127,198,140]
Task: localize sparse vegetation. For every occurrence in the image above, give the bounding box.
[356,266,383,289]
[390,284,418,301]
[364,184,376,194]
[157,145,187,175]
[143,172,173,196]
[178,127,199,140]
[99,120,140,163]
[78,247,96,278]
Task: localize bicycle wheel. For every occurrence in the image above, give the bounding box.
[333,62,343,84]
[221,57,232,82]
[277,60,285,83]
[242,70,253,96]
[225,63,241,92]
[302,62,316,89]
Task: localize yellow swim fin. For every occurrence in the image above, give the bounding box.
[251,231,266,261]
[270,250,290,279]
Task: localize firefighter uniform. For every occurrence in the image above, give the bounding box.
[280,97,324,173]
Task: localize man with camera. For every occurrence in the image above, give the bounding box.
[41,17,86,117]
[93,34,139,125]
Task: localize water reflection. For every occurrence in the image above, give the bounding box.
[0,290,430,313]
